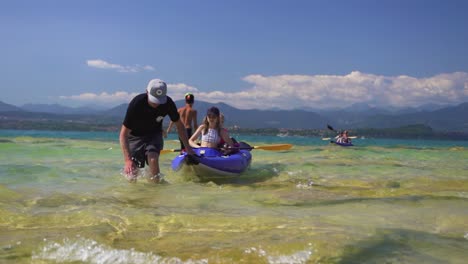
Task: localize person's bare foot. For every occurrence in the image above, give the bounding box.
[148,173,164,183]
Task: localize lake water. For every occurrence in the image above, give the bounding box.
[1,129,467,263]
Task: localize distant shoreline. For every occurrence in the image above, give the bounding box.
[1,123,467,141]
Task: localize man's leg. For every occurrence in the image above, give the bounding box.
[147,151,161,183]
[126,135,146,182]
[179,137,184,150]
[145,133,164,183]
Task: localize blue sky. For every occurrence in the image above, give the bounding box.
[1,0,468,110]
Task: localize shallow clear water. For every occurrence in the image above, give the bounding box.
[1,130,467,263]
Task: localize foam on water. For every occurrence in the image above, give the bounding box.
[244,246,313,264]
[32,237,208,264]
[32,238,313,264]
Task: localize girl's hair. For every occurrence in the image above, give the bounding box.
[203,107,221,135]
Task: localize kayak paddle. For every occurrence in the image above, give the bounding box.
[327,124,336,132]
[325,125,358,141]
[250,144,292,150]
[233,142,292,151]
[322,136,357,140]
[161,148,182,154]
[161,143,292,154]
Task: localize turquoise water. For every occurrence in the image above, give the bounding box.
[0,129,467,263]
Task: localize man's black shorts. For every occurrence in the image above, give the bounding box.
[128,133,163,168]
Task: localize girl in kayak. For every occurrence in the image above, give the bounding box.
[189,106,237,150]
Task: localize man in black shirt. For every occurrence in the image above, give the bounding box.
[119,79,195,183]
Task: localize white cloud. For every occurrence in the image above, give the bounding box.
[57,84,200,106]
[59,71,468,109]
[167,83,200,97]
[87,59,155,73]
[59,91,139,105]
[217,71,468,109]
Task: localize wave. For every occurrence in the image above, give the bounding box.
[32,237,208,264]
[32,237,313,264]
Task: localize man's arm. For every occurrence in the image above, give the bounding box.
[166,121,174,135]
[119,125,135,175]
[168,108,183,134]
[175,119,195,155]
[192,110,198,131]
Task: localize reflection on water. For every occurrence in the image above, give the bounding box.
[0,133,467,263]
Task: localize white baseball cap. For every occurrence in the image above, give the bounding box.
[146,79,167,104]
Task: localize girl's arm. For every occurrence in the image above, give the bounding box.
[189,125,203,148]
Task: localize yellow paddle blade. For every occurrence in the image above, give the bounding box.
[161,149,180,154]
[253,144,292,151]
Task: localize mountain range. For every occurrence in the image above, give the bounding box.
[1,100,467,132]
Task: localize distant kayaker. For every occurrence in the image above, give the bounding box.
[119,79,196,183]
[189,106,237,150]
[166,92,198,151]
[336,130,352,144]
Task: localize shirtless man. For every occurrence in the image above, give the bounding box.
[166,93,198,150]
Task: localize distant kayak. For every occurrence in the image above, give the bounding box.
[171,145,252,181]
[331,141,354,147]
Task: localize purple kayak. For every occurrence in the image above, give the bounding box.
[171,147,252,181]
[331,141,354,147]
